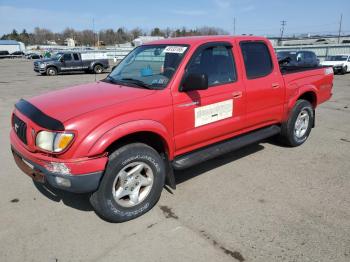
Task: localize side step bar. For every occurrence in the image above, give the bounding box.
[172,125,281,170]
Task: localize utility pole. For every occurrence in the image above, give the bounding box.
[338,13,343,44]
[233,17,236,35]
[280,20,287,41]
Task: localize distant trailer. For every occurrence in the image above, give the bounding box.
[0,40,25,54]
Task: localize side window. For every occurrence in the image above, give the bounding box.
[63,53,72,61]
[186,45,236,86]
[240,42,273,79]
[73,53,79,61]
[348,56,350,62]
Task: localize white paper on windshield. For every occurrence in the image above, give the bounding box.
[194,100,233,127]
[163,46,187,54]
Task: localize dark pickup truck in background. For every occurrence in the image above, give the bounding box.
[34,51,109,76]
[277,50,319,68]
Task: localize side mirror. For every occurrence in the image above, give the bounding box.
[180,73,208,92]
[60,57,65,63]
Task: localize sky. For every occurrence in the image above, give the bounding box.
[0,0,349,36]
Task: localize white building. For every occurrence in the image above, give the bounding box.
[0,40,25,53]
[64,38,76,47]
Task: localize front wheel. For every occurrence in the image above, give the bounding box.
[90,143,165,222]
[280,100,314,147]
[46,67,57,76]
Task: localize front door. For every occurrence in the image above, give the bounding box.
[61,53,75,71]
[172,42,246,155]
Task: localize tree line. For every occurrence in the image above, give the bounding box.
[1,26,228,46]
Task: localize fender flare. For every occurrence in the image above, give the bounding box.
[88,120,174,159]
[87,120,176,189]
[287,84,318,112]
[46,64,59,73]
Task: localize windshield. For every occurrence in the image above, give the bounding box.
[107,45,188,89]
[325,55,348,61]
[51,53,63,60]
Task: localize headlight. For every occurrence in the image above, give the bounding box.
[39,63,46,68]
[36,131,74,153]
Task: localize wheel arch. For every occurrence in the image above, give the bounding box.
[90,62,103,71]
[298,90,317,108]
[46,65,59,73]
[88,120,174,159]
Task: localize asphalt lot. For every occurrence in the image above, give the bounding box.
[0,59,349,262]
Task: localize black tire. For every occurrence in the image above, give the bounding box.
[93,64,103,74]
[46,67,57,76]
[90,143,165,222]
[280,100,314,147]
[341,66,347,75]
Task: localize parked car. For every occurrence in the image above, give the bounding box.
[11,51,25,56]
[277,50,319,67]
[0,50,10,59]
[10,36,333,222]
[320,54,350,74]
[26,53,42,60]
[33,51,109,76]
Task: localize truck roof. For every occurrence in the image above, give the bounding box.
[145,35,268,46]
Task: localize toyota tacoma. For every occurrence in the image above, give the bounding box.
[10,36,333,222]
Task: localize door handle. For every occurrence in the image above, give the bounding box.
[272,83,280,89]
[232,91,242,98]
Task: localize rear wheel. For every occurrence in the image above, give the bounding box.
[90,143,165,222]
[280,100,314,147]
[93,64,103,74]
[46,67,57,76]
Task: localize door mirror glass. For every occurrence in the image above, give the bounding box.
[180,73,208,92]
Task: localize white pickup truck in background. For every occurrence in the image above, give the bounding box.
[320,54,350,74]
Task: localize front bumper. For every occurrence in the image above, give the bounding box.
[11,131,108,193]
[333,66,344,73]
[34,68,46,73]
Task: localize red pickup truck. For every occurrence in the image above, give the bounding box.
[10,36,333,222]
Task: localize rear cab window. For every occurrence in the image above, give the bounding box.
[73,53,80,61]
[240,41,273,79]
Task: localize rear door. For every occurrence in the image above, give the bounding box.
[172,42,246,155]
[239,41,285,128]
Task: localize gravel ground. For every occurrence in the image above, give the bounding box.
[0,59,349,262]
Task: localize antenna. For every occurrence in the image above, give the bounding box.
[92,18,97,82]
[233,17,236,35]
[338,13,343,44]
[280,20,287,43]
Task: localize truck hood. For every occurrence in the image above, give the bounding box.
[27,81,155,123]
[320,61,344,66]
[34,58,56,64]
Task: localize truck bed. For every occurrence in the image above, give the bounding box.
[280,65,327,75]
[282,66,333,106]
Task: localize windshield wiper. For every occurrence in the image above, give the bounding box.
[103,76,123,85]
[120,78,152,89]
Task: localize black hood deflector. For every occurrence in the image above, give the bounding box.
[15,99,64,131]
